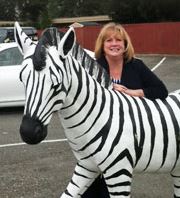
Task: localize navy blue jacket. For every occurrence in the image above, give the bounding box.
[97,56,168,100]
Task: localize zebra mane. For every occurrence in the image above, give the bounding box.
[72,43,113,89]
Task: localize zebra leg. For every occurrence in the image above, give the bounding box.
[103,165,133,197]
[60,162,99,198]
[171,170,180,198]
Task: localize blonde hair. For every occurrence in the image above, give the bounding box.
[94,22,135,62]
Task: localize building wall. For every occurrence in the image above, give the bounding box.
[123,22,180,54]
[59,22,180,55]
[37,22,180,55]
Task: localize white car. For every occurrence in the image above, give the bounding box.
[0,42,25,107]
[0,42,95,107]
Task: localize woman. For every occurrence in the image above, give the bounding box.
[95,22,168,100]
[82,22,168,197]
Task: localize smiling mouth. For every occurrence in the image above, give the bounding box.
[110,47,120,51]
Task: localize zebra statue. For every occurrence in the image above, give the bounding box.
[15,21,180,198]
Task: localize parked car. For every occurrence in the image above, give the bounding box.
[0,41,94,107]
[0,42,25,107]
[0,27,38,43]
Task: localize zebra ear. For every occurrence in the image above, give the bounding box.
[14,21,33,55]
[58,27,76,58]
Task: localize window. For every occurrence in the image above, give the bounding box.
[0,47,23,66]
[0,27,38,43]
[0,29,7,43]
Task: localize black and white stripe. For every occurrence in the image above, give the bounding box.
[15,22,180,198]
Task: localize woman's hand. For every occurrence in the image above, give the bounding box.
[113,84,128,92]
[113,83,144,97]
[124,89,144,97]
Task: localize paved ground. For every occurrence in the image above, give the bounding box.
[0,55,180,198]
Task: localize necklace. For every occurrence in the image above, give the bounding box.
[111,77,121,84]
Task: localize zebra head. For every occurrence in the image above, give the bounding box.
[15,22,75,144]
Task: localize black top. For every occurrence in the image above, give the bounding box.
[97,56,168,100]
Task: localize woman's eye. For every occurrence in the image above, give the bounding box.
[116,38,122,41]
[105,38,112,42]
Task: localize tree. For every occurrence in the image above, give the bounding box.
[0,0,179,28]
[159,0,180,21]
[48,0,64,19]
[109,0,135,23]
[16,0,51,28]
[76,1,106,16]
[109,0,180,24]
[49,0,79,17]
[48,0,111,18]
[0,0,17,20]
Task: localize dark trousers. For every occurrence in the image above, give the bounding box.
[81,175,110,198]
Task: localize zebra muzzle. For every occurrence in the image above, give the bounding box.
[20,115,48,145]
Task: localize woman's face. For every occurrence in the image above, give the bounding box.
[103,31,125,59]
